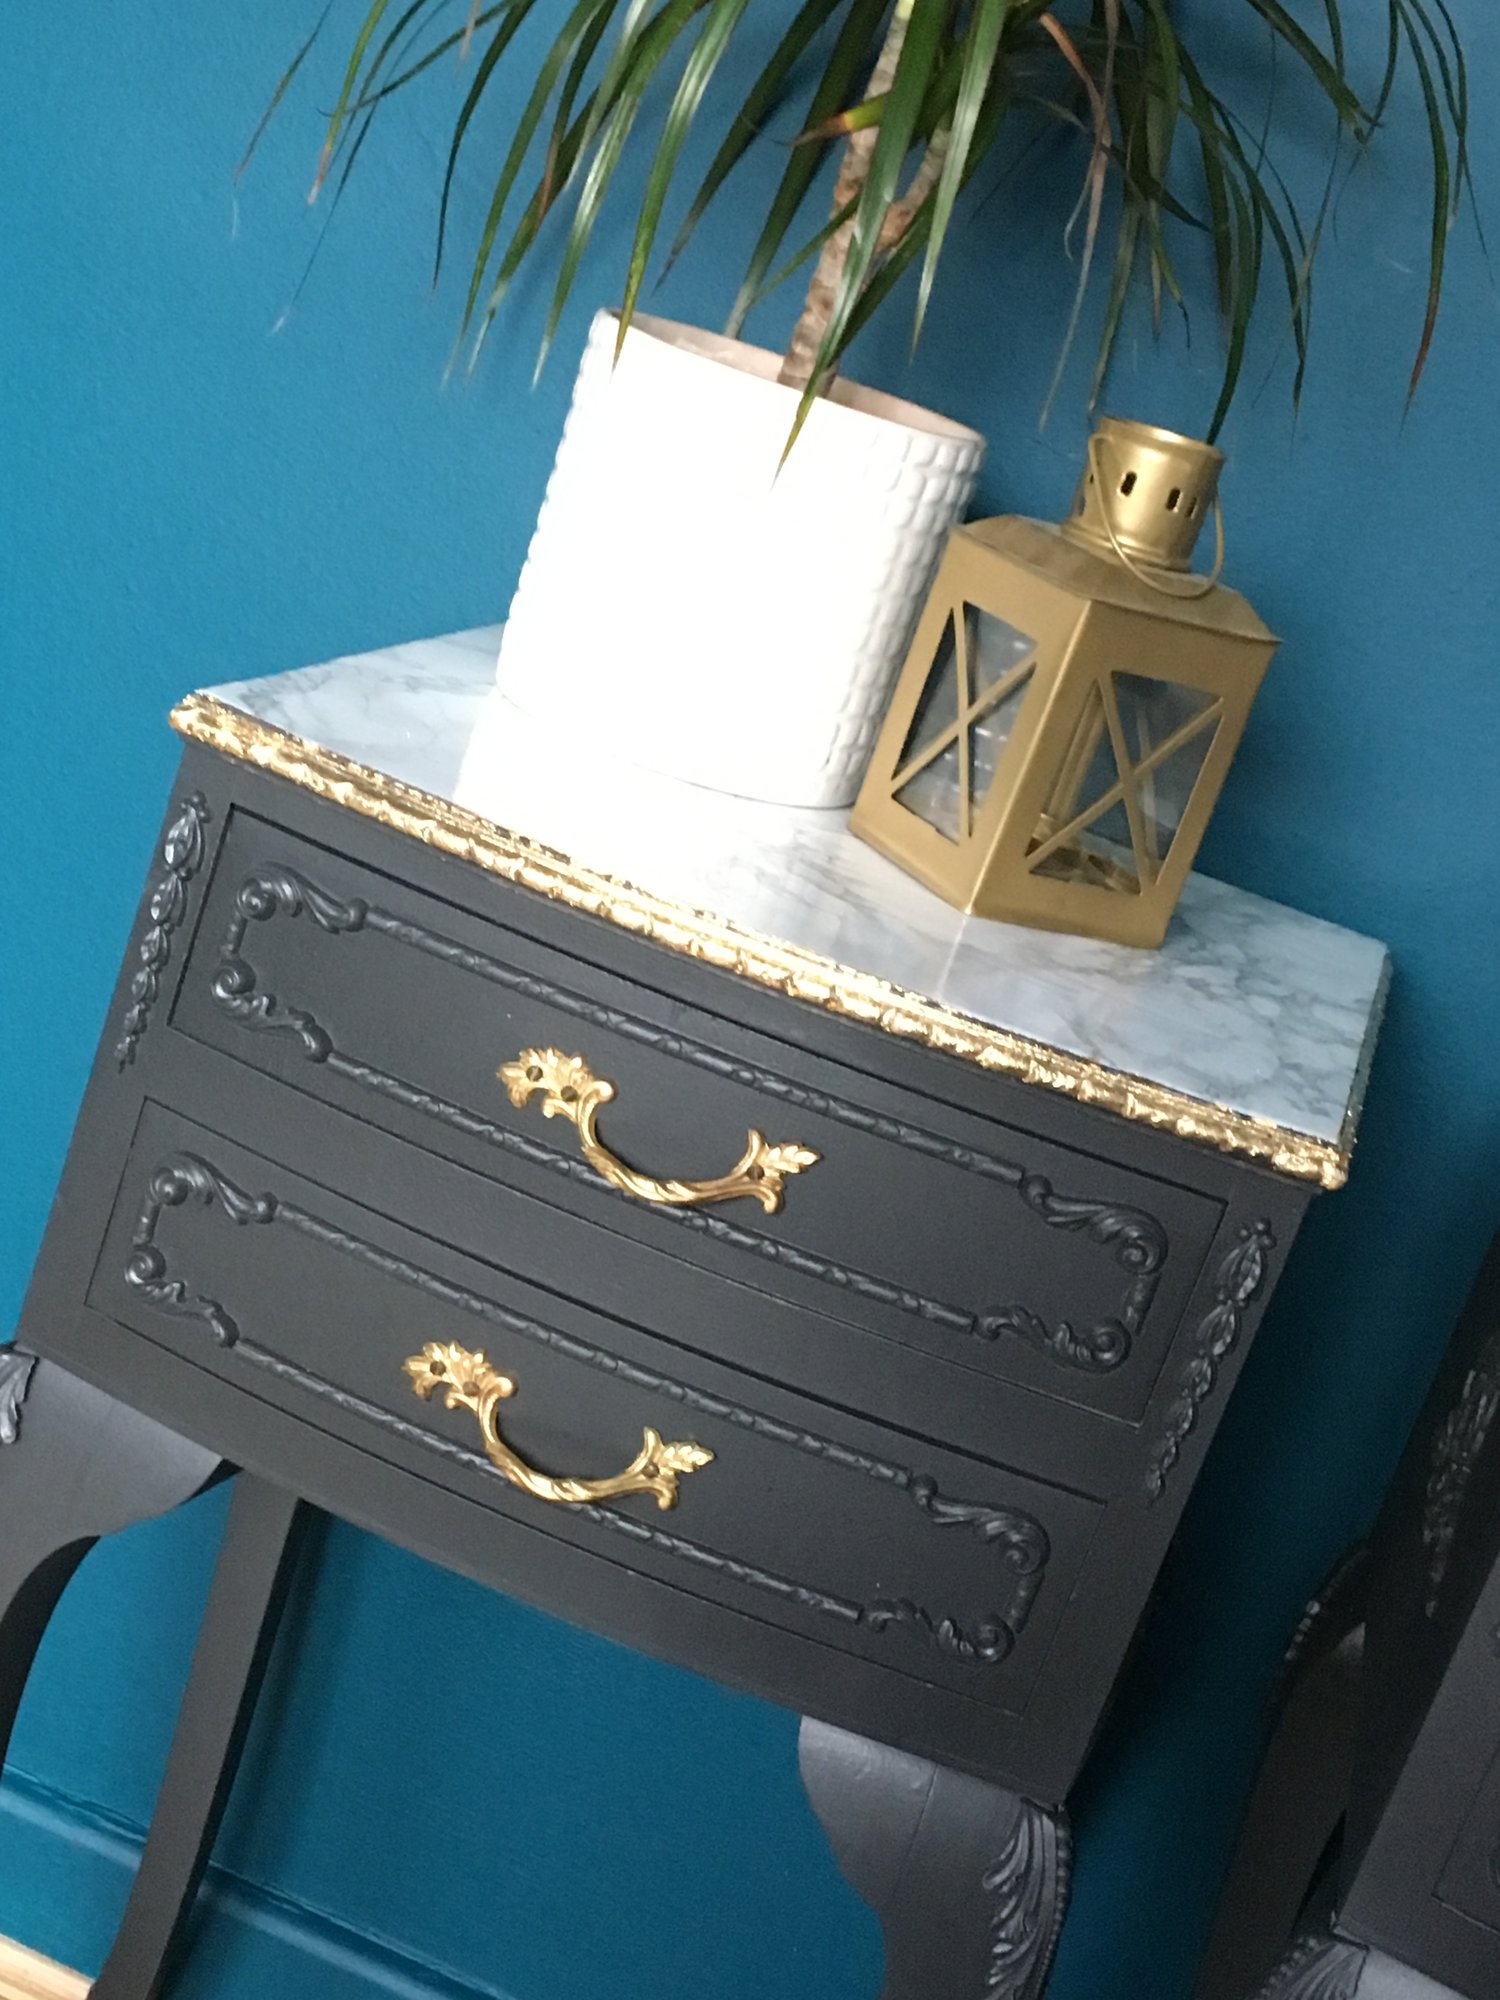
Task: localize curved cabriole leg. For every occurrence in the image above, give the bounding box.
[1250,1930,1370,2000]
[799,1718,1070,2000]
[91,1476,309,2000]
[0,1352,224,1779]
[1197,1550,1371,2000]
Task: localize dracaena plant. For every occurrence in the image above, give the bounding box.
[260,0,1471,443]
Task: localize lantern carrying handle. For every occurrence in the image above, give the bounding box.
[1087,434,1227,600]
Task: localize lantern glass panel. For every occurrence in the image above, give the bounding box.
[897,735,964,840]
[895,615,962,838]
[967,607,1036,818]
[895,606,1037,842]
[1028,681,1141,895]
[970,605,1037,696]
[967,671,1033,820]
[1025,671,1226,894]
[900,614,962,769]
[1113,673,1221,865]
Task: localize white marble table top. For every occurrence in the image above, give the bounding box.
[179,626,1388,1186]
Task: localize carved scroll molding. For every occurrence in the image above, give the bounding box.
[984,1803,1072,2000]
[1145,1219,1275,1501]
[1252,1931,1367,2000]
[211,864,1168,1376]
[126,1149,1051,1667]
[1278,1544,1370,1691]
[125,1156,276,1345]
[0,1348,36,1446]
[1423,1320,1500,1617]
[115,792,211,1069]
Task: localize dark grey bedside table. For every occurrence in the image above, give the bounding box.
[1,626,1387,2000]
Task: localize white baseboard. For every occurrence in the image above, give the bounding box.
[0,1938,88,2000]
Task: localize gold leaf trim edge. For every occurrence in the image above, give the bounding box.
[170,692,1359,1189]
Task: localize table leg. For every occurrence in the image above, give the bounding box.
[1250,1929,1370,1999]
[1197,1550,1370,2000]
[0,1351,224,1779]
[91,1476,309,2000]
[799,1717,1070,2000]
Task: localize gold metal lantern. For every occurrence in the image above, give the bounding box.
[850,418,1278,948]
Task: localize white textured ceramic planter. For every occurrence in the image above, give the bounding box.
[494,310,985,808]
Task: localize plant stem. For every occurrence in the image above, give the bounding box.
[877,123,948,249]
[778,0,915,391]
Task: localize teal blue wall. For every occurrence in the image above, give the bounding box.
[3,6,1498,1995]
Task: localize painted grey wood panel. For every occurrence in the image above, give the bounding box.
[90,1099,1104,1718]
[120,1029,1143,1487]
[172,807,1225,1426]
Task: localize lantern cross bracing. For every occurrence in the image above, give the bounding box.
[891,606,1037,841]
[1025,671,1225,894]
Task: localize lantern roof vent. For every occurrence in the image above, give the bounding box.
[1061,417,1223,575]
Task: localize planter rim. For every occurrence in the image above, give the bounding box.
[609,308,984,449]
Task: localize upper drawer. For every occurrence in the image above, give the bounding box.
[92,1102,1102,1730]
[172,809,1224,1425]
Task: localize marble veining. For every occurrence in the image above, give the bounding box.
[198,627,1388,1158]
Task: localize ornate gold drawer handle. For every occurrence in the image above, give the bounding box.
[498,1047,819,1215]
[404,1342,713,1512]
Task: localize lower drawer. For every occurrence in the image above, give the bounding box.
[91,1102,1101,1723]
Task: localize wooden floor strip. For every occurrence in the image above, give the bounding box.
[0,1937,89,2000]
